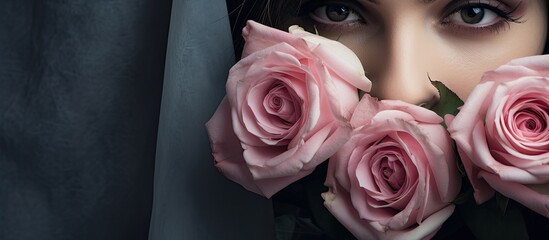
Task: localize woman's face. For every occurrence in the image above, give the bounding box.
[282,0,547,105]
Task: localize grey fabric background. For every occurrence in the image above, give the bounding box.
[148,0,275,239]
[0,0,274,239]
[0,0,171,239]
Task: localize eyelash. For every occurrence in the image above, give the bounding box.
[298,1,365,32]
[297,0,524,35]
[440,1,523,34]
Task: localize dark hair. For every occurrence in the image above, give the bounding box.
[227,0,303,59]
[227,0,549,58]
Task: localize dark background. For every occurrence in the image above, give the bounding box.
[0,1,172,239]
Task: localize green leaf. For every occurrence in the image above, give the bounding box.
[459,197,529,240]
[275,214,297,240]
[496,193,510,215]
[430,80,464,121]
[453,188,473,205]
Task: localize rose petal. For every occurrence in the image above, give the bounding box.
[206,98,264,195]
[241,20,308,58]
[381,205,455,240]
[350,94,381,127]
[288,25,372,92]
[246,121,350,179]
[480,171,549,218]
[456,144,496,204]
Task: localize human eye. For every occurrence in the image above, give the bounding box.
[299,1,365,29]
[441,1,523,33]
[310,4,362,24]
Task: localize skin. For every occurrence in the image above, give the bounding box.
[279,0,547,106]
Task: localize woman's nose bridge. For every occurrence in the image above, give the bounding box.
[373,19,439,106]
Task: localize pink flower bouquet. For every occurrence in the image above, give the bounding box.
[206,21,549,240]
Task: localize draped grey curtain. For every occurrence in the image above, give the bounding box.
[0,1,171,239]
[0,0,274,239]
[148,0,274,239]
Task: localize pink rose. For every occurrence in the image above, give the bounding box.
[206,21,371,198]
[447,54,549,217]
[323,96,461,240]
